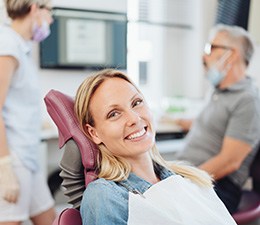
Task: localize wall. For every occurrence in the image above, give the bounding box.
[38,0,127,125]
[248,0,260,45]
[127,0,217,114]
[165,0,217,99]
[247,0,260,87]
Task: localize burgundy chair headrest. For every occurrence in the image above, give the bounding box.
[44,89,99,186]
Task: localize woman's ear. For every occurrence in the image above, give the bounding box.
[28,3,40,24]
[86,124,102,145]
[29,3,38,15]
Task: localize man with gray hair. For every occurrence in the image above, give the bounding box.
[175,24,260,214]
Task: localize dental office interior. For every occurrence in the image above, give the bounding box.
[1,0,260,221]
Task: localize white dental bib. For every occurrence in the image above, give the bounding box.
[127,175,237,225]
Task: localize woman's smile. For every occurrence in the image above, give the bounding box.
[125,127,147,140]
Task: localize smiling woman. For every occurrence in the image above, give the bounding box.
[73,69,237,225]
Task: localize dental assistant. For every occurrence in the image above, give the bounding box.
[0,1,56,225]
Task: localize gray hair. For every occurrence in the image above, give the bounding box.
[4,0,49,19]
[208,24,254,66]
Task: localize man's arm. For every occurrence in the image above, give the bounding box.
[175,119,193,132]
[199,136,251,180]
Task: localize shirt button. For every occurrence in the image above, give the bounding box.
[213,94,218,101]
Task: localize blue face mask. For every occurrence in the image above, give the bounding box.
[205,51,231,87]
[206,66,225,87]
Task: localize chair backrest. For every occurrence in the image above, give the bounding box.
[45,89,100,225]
[44,89,99,187]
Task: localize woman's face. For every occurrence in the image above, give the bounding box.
[37,3,53,25]
[87,77,155,160]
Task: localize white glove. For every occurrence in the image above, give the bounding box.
[0,155,20,203]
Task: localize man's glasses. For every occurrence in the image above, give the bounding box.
[204,43,233,55]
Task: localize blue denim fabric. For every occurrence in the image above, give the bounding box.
[80,164,173,225]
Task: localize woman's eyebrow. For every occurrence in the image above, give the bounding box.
[106,104,119,110]
[105,93,141,112]
[107,93,140,109]
[130,93,140,101]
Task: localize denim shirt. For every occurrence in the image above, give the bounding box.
[80,164,174,225]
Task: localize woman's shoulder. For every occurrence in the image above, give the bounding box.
[0,26,17,43]
[80,178,129,224]
[87,177,117,189]
[83,178,128,202]
[81,178,128,214]
[0,26,21,58]
[87,178,117,188]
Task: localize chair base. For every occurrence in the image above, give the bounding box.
[232,191,260,224]
[53,208,82,225]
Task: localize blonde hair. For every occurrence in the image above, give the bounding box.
[4,0,49,19]
[75,69,213,187]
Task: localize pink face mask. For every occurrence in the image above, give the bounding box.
[32,20,50,42]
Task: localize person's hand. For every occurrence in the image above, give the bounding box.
[0,155,19,203]
[174,118,193,131]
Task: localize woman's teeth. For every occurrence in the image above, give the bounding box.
[127,128,146,140]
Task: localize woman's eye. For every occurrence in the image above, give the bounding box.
[108,111,119,119]
[133,99,143,107]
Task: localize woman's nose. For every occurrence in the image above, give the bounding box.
[126,110,140,126]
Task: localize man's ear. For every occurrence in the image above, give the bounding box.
[229,48,239,65]
[86,124,102,145]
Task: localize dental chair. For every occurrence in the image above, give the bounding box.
[232,146,260,224]
[44,89,99,225]
[44,89,260,225]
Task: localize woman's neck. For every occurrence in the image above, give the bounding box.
[11,19,31,41]
[129,155,160,184]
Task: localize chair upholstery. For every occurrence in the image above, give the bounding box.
[44,89,100,225]
[59,139,86,209]
[232,148,260,224]
[52,208,82,225]
[44,89,99,187]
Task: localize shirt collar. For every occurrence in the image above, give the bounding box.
[216,76,252,93]
[119,162,173,194]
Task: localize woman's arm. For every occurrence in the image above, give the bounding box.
[80,180,128,225]
[0,55,19,203]
[0,56,17,157]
